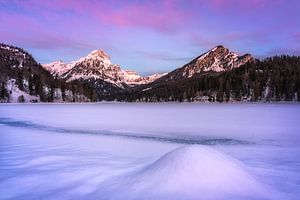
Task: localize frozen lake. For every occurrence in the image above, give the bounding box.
[0,103,300,199]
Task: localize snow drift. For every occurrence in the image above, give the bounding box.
[93,146,274,200]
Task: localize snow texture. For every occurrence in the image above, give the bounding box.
[5,79,39,103]
[0,103,300,200]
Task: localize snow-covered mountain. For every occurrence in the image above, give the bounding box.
[184,45,253,76]
[161,45,253,81]
[44,46,251,88]
[189,45,253,74]
[43,50,166,88]
[4,43,298,103]
[113,45,257,102]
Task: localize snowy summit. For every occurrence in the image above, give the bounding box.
[42,50,166,88]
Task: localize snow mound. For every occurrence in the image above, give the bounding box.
[95,146,274,200]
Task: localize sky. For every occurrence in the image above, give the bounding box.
[0,0,300,75]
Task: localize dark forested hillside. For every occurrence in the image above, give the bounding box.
[0,43,96,102]
[108,55,300,102]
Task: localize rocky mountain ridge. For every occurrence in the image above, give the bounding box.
[43,50,166,88]
[159,45,253,82]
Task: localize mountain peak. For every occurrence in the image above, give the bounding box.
[163,45,253,80]
[193,46,253,74]
[87,50,110,60]
[209,45,230,54]
[212,45,225,51]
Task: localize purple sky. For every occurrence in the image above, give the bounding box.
[1,0,299,74]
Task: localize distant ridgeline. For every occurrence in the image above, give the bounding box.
[1,43,300,103]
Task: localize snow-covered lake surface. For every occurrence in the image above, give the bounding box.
[0,103,300,200]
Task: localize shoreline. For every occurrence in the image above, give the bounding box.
[1,101,300,105]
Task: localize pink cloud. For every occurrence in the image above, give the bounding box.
[5,0,191,33]
[103,2,188,32]
[0,12,89,50]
